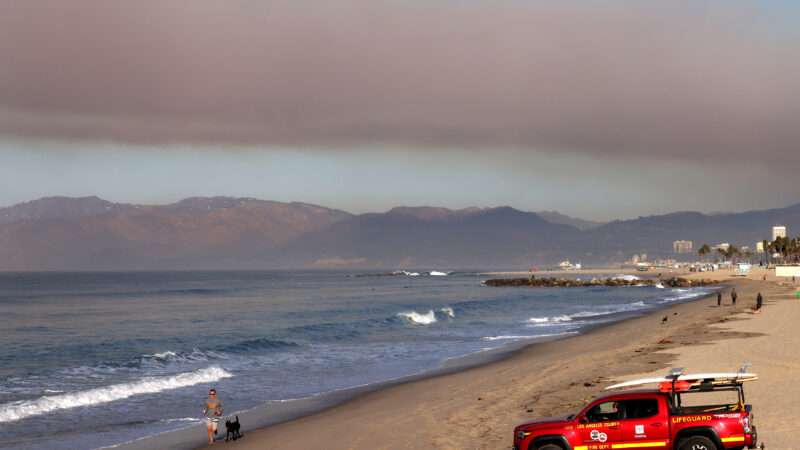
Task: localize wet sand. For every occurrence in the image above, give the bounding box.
[128,268,794,450]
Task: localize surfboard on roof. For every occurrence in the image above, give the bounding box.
[606,372,758,390]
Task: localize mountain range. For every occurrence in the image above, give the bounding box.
[1,196,798,270]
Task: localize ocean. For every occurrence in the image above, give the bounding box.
[0,271,713,449]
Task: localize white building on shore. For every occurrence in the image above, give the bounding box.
[672,240,693,254]
[773,225,787,241]
[713,243,730,252]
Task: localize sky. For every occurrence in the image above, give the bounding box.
[1,0,798,221]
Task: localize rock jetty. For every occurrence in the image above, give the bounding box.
[483,276,717,288]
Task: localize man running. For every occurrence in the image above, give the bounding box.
[203,388,224,445]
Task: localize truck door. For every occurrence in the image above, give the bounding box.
[577,400,622,448]
[617,397,670,447]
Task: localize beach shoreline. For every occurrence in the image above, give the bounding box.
[114,269,791,450]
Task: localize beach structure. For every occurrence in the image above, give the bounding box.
[773,225,787,240]
[756,241,765,253]
[775,265,800,278]
[672,240,693,254]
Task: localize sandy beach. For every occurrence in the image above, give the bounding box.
[116,268,797,450]
[145,268,792,450]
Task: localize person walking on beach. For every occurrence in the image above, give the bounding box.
[203,388,224,445]
[731,288,738,306]
[717,291,722,307]
[756,292,763,311]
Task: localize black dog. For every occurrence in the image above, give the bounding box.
[225,415,243,441]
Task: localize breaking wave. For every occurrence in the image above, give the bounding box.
[528,315,572,324]
[0,366,233,423]
[397,307,456,325]
[397,310,438,325]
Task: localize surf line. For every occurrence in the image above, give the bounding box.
[0,366,232,422]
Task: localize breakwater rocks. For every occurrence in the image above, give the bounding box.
[483,277,717,288]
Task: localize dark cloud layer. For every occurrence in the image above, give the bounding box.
[1,1,798,163]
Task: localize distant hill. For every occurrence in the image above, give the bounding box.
[0,196,798,270]
[0,197,352,270]
[585,204,800,261]
[286,206,580,268]
[536,210,604,230]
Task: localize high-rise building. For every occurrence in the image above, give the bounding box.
[773,226,787,241]
[756,241,765,254]
[672,240,693,254]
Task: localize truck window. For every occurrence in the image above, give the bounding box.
[676,389,742,414]
[586,401,621,422]
[621,399,659,419]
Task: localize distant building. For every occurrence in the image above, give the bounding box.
[672,240,693,254]
[756,241,765,254]
[713,243,730,252]
[625,253,648,265]
[773,225,787,241]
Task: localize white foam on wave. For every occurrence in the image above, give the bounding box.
[151,351,178,359]
[569,300,648,319]
[660,289,708,303]
[440,307,455,318]
[398,310,437,325]
[143,348,226,364]
[527,315,572,324]
[429,271,449,276]
[0,366,232,423]
[482,331,579,341]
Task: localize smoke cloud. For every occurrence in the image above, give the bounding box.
[1,1,798,163]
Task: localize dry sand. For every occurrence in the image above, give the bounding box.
[185,267,797,450]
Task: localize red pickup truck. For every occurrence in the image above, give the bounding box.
[513,371,758,450]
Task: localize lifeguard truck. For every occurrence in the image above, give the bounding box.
[513,369,758,450]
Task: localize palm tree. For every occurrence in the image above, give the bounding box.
[726,245,741,264]
[698,244,711,261]
[716,247,727,262]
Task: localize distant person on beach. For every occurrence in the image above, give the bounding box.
[756,292,763,311]
[203,388,224,445]
[731,288,738,305]
[717,291,722,307]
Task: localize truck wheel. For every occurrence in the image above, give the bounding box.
[534,444,563,450]
[678,436,718,450]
